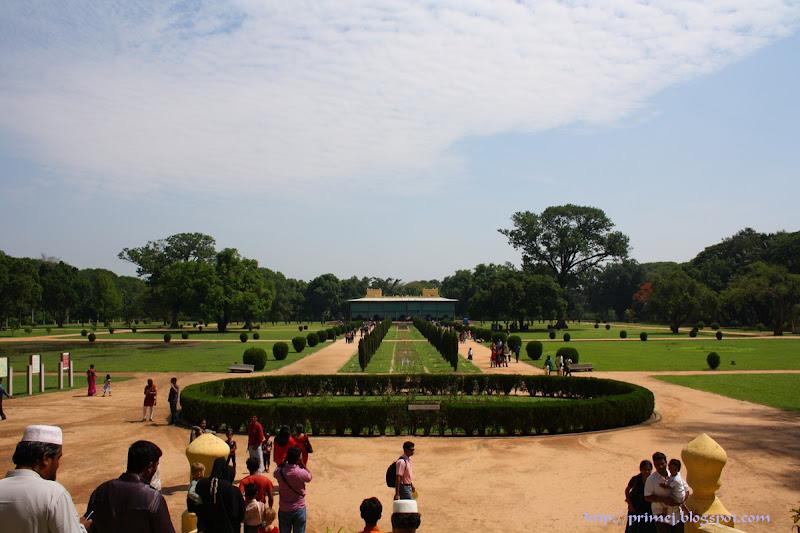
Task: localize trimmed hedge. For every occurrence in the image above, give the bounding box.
[619,330,627,339]
[549,331,556,340]
[413,318,459,371]
[240,332,248,343]
[556,346,579,365]
[707,352,720,370]
[164,333,171,343]
[243,347,268,371]
[81,329,88,336]
[317,330,328,342]
[640,332,647,341]
[716,331,723,340]
[88,333,96,343]
[292,336,306,352]
[563,333,571,342]
[306,332,319,347]
[273,342,289,360]
[180,374,654,437]
[526,341,543,360]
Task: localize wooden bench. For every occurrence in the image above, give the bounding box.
[569,363,594,372]
[228,363,255,373]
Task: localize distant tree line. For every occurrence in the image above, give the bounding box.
[2,210,798,335]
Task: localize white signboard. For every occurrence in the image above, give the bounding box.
[30,354,41,374]
[0,356,7,377]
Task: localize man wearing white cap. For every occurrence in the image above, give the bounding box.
[0,425,91,532]
[390,499,421,533]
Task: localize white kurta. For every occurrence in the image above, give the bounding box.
[0,469,86,533]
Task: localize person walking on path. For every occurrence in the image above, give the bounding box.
[274,446,312,533]
[393,441,415,501]
[102,374,112,396]
[143,378,157,422]
[272,425,296,469]
[86,440,176,533]
[168,377,180,425]
[292,423,311,467]
[0,424,92,532]
[0,376,11,420]
[87,364,97,396]
[248,414,266,474]
[239,457,274,508]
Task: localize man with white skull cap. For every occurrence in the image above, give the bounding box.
[0,424,91,532]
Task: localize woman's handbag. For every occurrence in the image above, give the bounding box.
[305,439,313,454]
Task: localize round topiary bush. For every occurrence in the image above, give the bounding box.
[594,323,599,329]
[306,332,319,347]
[696,321,705,330]
[253,332,260,340]
[317,330,328,342]
[556,346,579,364]
[326,328,336,339]
[689,328,698,338]
[526,341,543,360]
[620,330,627,338]
[108,327,115,334]
[605,324,611,330]
[640,332,648,341]
[707,352,720,369]
[292,336,306,352]
[716,331,723,340]
[198,325,203,332]
[131,327,137,333]
[164,333,171,343]
[273,342,289,360]
[491,332,508,346]
[304,325,308,330]
[756,323,764,332]
[563,333,571,342]
[298,326,303,332]
[81,329,88,336]
[240,332,248,343]
[549,330,556,340]
[182,332,189,340]
[243,347,268,371]
[507,335,522,353]
[710,322,720,330]
[88,333,96,343]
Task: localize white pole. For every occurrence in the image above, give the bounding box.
[69,364,74,388]
[27,365,33,395]
[58,362,64,390]
[6,366,12,396]
[39,363,45,393]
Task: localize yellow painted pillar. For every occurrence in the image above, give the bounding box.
[682,433,734,532]
[181,433,230,533]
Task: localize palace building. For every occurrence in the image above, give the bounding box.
[347,289,457,322]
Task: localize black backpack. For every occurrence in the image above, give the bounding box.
[385,457,405,488]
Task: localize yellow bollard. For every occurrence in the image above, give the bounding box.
[182,433,230,533]
[682,433,734,532]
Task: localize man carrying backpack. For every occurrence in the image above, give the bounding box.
[393,441,415,500]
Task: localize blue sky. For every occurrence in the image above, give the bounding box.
[1,1,799,282]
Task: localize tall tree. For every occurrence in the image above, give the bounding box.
[499,205,630,290]
[208,249,271,332]
[38,261,81,327]
[647,269,717,333]
[588,260,647,320]
[441,269,474,319]
[720,262,800,336]
[306,274,342,322]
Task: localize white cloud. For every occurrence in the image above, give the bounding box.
[0,0,798,195]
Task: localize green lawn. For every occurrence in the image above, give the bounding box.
[654,374,800,413]
[339,327,480,374]
[0,340,325,374]
[511,323,751,342]
[518,338,800,371]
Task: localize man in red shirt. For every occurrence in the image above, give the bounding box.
[247,414,265,474]
[239,457,274,508]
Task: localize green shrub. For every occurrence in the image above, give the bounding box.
[696,321,705,330]
[605,324,610,330]
[710,322,720,330]
[46,327,51,334]
[526,341,543,360]
[556,347,579,364]
[707,352,720,370]
[131,327,137,333]
[507,335,522,352]
[243,347,268,371]
[640,332,647,341]
[619,330,627,339]
[240,332,248,343]
[273,342,289,360]
[491,332,508,346]
[182,332,189,340]
[81,329,88,337]
[88,333,96,342]
[24,326,32,334]
[253,332,260,340]
[164,333,171,343]
[689,329,698,338]
[292,336,306,352]
[298,326,303,332]
[304,325,308,330]
[306,332,319,347]
[716,331,723,340]
[326,328,336,339]
[563,333,571,342]
[549,331,556,340]
[198,326,203,332]
[317,330,328,342]
[594,323,599,329]
[756,323,764,332]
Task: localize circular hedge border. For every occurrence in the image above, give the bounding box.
[181,374,654,437]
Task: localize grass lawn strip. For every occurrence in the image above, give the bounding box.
[518,337,800,372]
[654,373,800,413]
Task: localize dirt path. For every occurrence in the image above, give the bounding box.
[1,339,798,532]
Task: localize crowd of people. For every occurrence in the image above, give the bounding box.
[0,423,425,533]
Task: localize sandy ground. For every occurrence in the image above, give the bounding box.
[1,336,798,532]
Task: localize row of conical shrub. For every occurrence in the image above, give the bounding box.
[358,318,392,370]
[413,317,459,371]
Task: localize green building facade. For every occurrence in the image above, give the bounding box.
[348,297,457,321]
